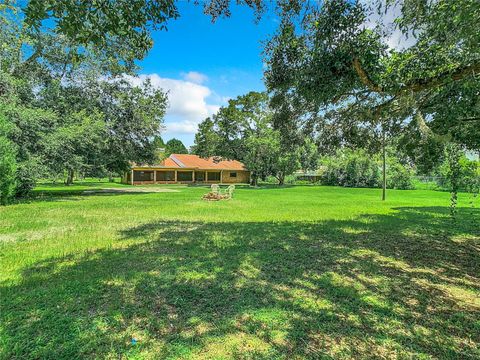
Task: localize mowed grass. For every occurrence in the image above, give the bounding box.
[0,182,479,359]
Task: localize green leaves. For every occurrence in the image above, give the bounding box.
[23,0,179,66]
[0,109,17,204]
[264,0,480,157]
[165,139,188,156]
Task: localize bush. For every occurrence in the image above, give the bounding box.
[320,149,380,188]
[387,161,414,190]
[14,159,41,198]
[320,148,414,189]
[264,176,278,184]
[283,175,297,185]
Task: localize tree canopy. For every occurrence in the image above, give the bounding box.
[264,0,480,159]
[165,138,188,156]
[0,7,168,201]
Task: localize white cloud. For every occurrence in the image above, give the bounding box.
[181,71,208,84]
[124,73,220,135]
[166,120,199,134]
[361,1,417,51]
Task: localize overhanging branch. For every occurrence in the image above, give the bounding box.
[353,57,383,93]
[404,61,480,93]
[352,57,480,97]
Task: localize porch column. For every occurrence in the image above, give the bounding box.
[131,170,134,185]
[192,170,195,183]
[153,170,157,183]
[220,170,223,184]
[174,170,177,183]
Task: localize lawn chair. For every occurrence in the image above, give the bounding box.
[210,184,220,195]
[223,184,235,199]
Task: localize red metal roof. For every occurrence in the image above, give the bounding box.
[162,157,180,168]
[151,154,246,170]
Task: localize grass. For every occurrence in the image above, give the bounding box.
[1,182,479,359]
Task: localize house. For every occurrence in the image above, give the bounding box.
[123,154,250,185]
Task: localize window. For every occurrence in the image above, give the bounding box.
[207,172,220,181]
[156,171,175,181]
[230,172,237,178]
[177,171,193,181]
[133,171,154,181]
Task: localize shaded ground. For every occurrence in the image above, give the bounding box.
[0,185,479,359]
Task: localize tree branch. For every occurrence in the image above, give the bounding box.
[352,57,383,93]
[353,57,480,98]
[402,61,480,94]
[414,110,432,137]
[10,46,43,75]
[459,117,480,122]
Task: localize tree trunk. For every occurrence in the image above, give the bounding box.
[382,128,387,201]
[108,172,114,182]
[446,143,461,218]
[278,173,285,186]
[251,173,258,187]
[65,169,74,186]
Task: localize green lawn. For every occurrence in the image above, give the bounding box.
[1,182,479,359]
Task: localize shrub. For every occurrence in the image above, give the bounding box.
[320,149,380,188]
[283,175,297,185]
[14,158,41,198]
[387,160,415,190]
[320,148,414,189]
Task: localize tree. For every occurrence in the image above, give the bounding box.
[243,127,280,186]
[153,136,165,150]
[94,78,168,175]
[298,137,319,173]
[193,92,275,184]
[0,8,168,189]
[42,110,106,185]
[274,147,300,186]
[208,91,272,160]
[192,118,220,158]
[264,0,480,199]
[165,138,188,156]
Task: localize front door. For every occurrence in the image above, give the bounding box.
[196,171,205,182]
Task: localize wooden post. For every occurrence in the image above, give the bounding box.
[153,170,157,184]
[131,170,134,185]
[192,170,195,183]
[220,170,223,184]
[174,170,177,183]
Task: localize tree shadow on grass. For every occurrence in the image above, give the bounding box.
[1,207,479,359]
[23,189,175,204]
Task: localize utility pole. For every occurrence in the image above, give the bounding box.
[382,126,386,201]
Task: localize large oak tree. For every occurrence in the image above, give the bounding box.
[264,0,480,198]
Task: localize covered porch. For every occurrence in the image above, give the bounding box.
[126,169,223,185]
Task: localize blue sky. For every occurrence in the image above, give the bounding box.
[136,2,279,147]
